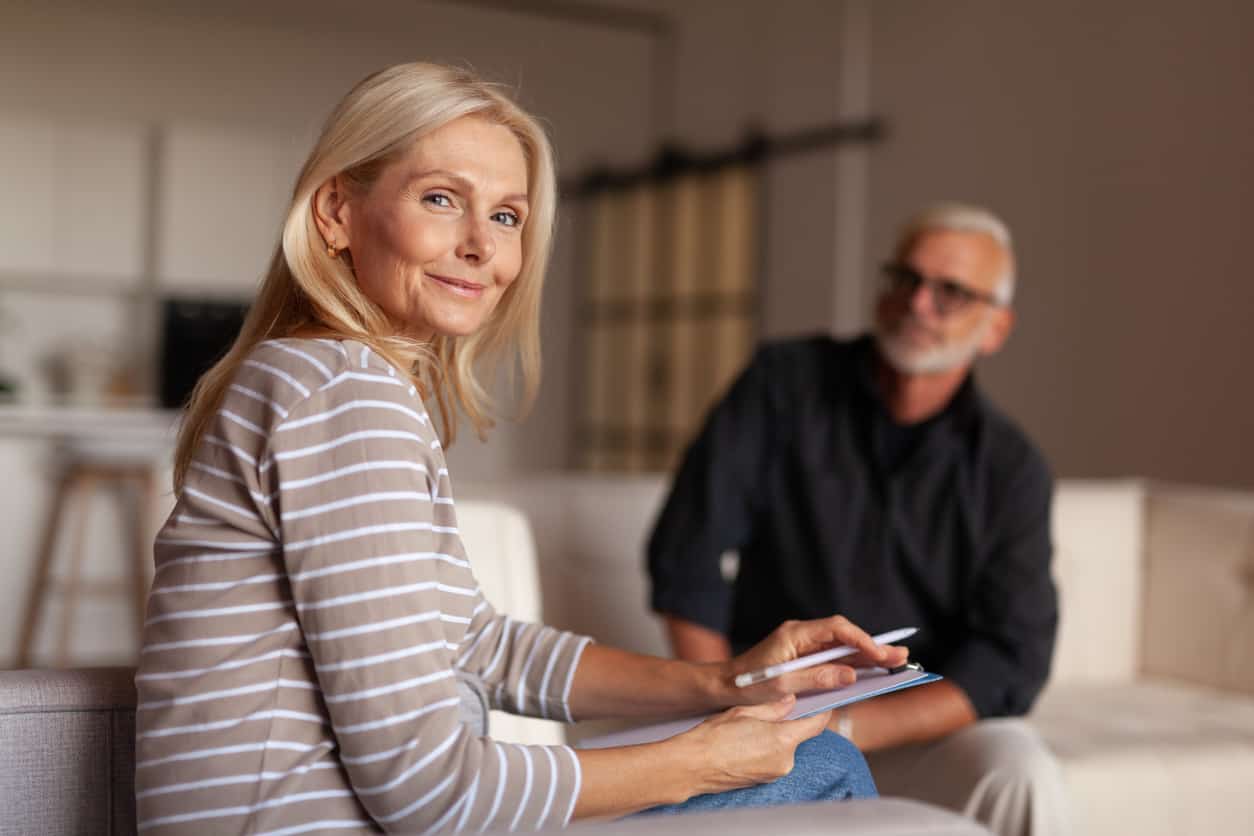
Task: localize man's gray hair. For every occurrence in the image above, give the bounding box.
[895,202,1017,304]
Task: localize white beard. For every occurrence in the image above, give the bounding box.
[874,315,991,375]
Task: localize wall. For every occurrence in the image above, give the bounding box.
[868,0,1254,488]
[5,0,1252,665]
[648,0,857,340]
[631,0,1254,489]
[0,0,656,665]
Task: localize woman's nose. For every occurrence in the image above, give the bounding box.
[456,218,495,264]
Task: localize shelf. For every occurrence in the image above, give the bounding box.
[0,403,180,444]
[0,271,150,298]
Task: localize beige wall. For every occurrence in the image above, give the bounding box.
[868,0,1254,488]
[3,0,1250,488]
[0,0,657,481]
[0,0,657,665]
[653,0,856,340]
[4,0,1251,668]
[633,0,1254,489]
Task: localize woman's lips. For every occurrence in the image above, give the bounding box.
[427,273,486,298]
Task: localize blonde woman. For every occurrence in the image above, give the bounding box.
[135,63,907,834]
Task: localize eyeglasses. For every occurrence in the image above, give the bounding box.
[880,262,1003,317]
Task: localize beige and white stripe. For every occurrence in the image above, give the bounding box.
[136,338,591,834]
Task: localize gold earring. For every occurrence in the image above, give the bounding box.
[326,241,337,257]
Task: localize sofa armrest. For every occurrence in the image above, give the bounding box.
[0,667,138,836]
[1140,483,1254,696]
[532,798,991,835]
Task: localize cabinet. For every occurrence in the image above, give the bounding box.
[0,111,302,405]
[0,112,147,284]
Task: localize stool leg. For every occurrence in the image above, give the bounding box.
[16,469,75,668]
[55,470,96,668]
[131,468,158,650]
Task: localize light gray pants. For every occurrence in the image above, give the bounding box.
[865,719,1073,836]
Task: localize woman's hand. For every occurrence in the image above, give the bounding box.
[670,696,833,796]
[722,615,910,704]
[573,696,833,817]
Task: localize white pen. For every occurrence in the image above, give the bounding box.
[733,626,919,688]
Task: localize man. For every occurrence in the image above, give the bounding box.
[648,204,1070,836]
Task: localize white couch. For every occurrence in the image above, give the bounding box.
[0,501,985,836]
[453,499,987,835]
[459,476,1254,836]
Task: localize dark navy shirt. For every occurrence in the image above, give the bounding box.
[647,335,1058,718]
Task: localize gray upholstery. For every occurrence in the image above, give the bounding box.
[556,800,988,836]
[0,666,990,836]
[0,667,137,836]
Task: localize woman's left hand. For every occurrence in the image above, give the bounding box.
[722,615,910,704]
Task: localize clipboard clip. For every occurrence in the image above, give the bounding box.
[888,661,925,675]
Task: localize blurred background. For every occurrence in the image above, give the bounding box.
[1,0,1251,667]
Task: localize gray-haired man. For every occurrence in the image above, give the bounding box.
[649,204,1072,836]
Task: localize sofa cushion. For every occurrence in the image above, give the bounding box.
[551,798,992,835]
[1140,484,1254,694]
[459,475,673,658]
[456,500,565,746]
[1031,678,1254,835]
[0,667,137,836]
[1048,480,1145,684]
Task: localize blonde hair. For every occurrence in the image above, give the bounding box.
[895,202,1017,304]
[172,62,556,490]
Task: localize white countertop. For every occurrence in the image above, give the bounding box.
[0,405,181,458]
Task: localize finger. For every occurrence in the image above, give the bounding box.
[847,645,909,669]
[882,645,910,667]
[780,709,833,743]
[734,694,796,721]
[827,617,889,662]
[776,663,856,694]
[778,616,849,658]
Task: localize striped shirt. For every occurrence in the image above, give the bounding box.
[135,338,591,835]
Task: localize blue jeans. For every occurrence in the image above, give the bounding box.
[639,731,877,816]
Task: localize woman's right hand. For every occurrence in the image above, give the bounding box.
[670,695,833,796]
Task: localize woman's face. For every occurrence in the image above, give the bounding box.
[338,115,530,341]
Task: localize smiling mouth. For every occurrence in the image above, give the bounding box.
[427,273,486,297]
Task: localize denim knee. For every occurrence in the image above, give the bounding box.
[638,729,877,817]
[794,730,878,801]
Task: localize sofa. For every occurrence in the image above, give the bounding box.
[457,476,1254,836]
[5,477,1252,834]
[0,500,986,836]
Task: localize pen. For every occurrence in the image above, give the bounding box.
[733,626,918,688]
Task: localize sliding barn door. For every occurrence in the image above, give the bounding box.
[576,165,760,472]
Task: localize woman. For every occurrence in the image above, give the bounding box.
[135,63,907,834]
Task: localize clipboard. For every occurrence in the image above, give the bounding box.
[578,665,942,749]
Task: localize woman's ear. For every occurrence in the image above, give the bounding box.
[312,175,353,251]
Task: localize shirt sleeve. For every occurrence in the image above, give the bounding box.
[269,369,582,833]
[940,448,1058,718]
[647,346,780,633]
[448,439,592,721]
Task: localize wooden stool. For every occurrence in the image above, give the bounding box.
[16,459,158,668]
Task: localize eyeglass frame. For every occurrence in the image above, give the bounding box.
[879,262,1006,318]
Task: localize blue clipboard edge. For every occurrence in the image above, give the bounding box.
[791,672,943,719]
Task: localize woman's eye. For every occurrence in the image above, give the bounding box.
[492,210,521,227]
[423,193,454,208]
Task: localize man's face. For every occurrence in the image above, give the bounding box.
[874,229,1013,375]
